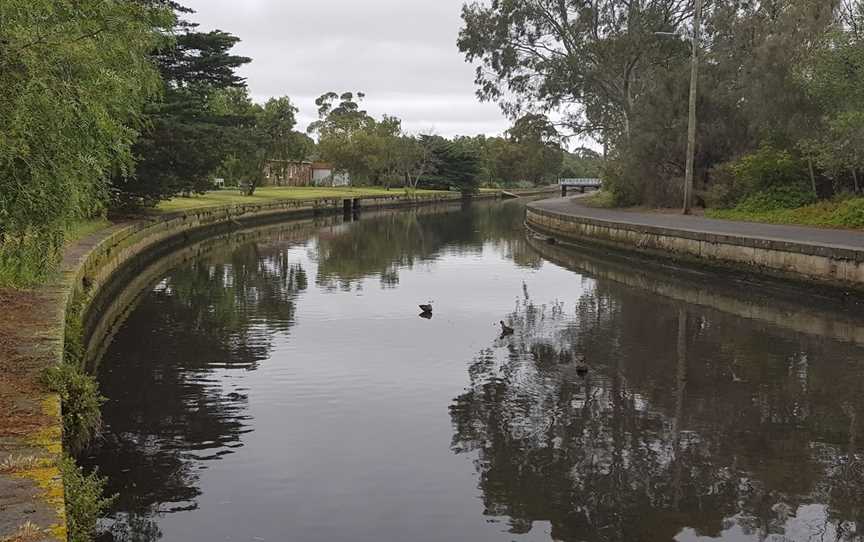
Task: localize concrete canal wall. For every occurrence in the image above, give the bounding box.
[526,202,864,294]
[0,192,498,542]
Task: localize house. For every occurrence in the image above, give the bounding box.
[263,160,313,186]
[312,162,351,187]
[263,160,351,187]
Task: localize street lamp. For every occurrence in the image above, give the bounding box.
[656,0,702,215]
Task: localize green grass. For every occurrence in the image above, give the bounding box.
[156,186,456,213]
[706,197,864,229]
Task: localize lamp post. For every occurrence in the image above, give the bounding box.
[656,0,701,215]
[683,0,702,215]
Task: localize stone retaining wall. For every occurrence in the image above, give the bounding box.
[0,192,496,542]
[526,204,864,293]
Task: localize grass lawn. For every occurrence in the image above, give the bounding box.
[156,186,457,213]
[706,197,864,229]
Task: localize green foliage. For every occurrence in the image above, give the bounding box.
[43,363,105,453]
[730,146,809,194]
[420,137,481,194]
[0,0,171,284]
[708,196,864,229]
[562,148,603,180]
[706,147,814,212]
[459,0,855,209]
[310,91,406,185]
[61,457,116,542]
[210,88,301,195]
[734,185,817,213]
[112,24,252,209]
[582,191,617,209]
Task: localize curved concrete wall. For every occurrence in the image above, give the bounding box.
[526,205,864,294]
[0,192,495,542]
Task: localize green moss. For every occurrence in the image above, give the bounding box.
[60,457,115,542]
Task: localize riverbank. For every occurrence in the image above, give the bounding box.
[526,196,864,294]
[0,191,504,542]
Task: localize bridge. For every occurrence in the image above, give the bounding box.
[559,178,602,196]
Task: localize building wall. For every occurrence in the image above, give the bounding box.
[312,163,351,187]
[264,161,313,186]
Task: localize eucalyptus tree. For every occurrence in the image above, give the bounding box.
[459,0,694,144]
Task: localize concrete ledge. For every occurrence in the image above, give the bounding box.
[0,191,497,542]
[526,203,864,293]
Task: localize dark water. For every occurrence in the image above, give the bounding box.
[82,201,864,542]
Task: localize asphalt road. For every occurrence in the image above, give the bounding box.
[531,196,864,251]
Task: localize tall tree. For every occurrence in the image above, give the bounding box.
[112,10,251,209]
[459,0,693,143]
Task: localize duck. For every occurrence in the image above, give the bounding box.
[419,301,433,315]
[499,320,514,336]
[574,357,589,376]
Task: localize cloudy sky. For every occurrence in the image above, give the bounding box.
[181,0,511,138]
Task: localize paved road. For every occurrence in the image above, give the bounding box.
[531,196,864,251]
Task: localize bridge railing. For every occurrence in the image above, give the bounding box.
[559,178,602,187]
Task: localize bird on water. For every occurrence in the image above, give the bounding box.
[419,301,433,315]
[499,321,514,336]
[575,357,589,376]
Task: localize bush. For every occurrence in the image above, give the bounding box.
[735,184,817,213]
[707,145,813,210]
[43,364,105,453]
[601,158,642,207]
[731,145,807,191]
[61,457,116,542]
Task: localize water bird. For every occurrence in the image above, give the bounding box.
[419,302,433,315]
[499,321,514,336]
[575,357,589,376]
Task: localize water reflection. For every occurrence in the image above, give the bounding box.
[314,203,542,290]
[82,201,864,542]
[450,278,864,541]
[85,240,308,541]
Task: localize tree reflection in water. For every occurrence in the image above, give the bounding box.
[450,282,864,541]
[84,240,308,542]
[313,203,542,291]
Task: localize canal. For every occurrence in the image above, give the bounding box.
[81,200,864,542]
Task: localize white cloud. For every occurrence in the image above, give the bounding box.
[179,0,511,138]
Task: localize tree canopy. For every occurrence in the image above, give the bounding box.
[0,0,172,283]
[460,0,863,208]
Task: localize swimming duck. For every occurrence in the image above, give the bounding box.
[499,321,514,336]
[419,302,433,315]
[575,357,589,376]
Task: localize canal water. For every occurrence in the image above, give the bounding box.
[82,201,864,542]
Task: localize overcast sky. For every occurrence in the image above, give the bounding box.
[180,0,511,138]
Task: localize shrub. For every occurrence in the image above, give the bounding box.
[707,145,813,210]
[60,457,116,542]
[735,184,817,213]
[43,364,105,452]
[731,145,808,192]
